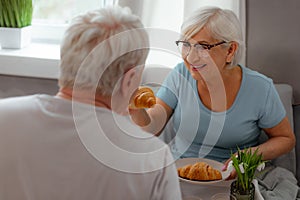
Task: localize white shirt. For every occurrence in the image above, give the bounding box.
[0,94,182,200]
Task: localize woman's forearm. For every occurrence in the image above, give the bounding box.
[129,108,162,135]
[257,117,296,161]
[255,135,295,161]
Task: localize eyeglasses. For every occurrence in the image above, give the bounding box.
[175,40,226,57]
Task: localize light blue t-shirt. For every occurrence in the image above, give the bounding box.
[156,62,286,162]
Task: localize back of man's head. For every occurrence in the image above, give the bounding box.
[58,6,149,96]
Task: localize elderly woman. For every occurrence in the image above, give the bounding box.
[130,7,295,175]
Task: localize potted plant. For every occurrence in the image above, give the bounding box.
[0,0,33,49]
[228,147,266,200]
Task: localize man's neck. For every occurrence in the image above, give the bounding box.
[56,87,111,109]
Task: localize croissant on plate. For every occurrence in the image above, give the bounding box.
[177,162,222,181]
[129,86,156,109]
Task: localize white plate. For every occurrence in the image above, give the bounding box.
[175,157,230,185]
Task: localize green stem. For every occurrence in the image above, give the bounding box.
[2,1,11,27]
[12,0,21,27]
[0,3,4,26]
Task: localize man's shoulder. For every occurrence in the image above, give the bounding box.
[0,94,40,108]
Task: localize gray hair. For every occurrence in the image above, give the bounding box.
[58,6,149,95]
[181,6,244,67]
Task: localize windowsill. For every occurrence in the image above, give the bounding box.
[0,42,181,80]
[0,42,60,79]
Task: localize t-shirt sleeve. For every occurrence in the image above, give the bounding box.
[156,69,179,109]
[258,82,286,128]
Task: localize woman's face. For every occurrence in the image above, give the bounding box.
[182,27,229,81]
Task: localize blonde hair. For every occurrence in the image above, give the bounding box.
[58,6,149,95]
[181,6,244,67]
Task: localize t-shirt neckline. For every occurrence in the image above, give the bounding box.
[193,64,245,115]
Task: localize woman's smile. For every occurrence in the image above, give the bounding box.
[191,63,207,70]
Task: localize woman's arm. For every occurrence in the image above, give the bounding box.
[256,116,296,160]
[223,116,296,180]
[129,98,173,136]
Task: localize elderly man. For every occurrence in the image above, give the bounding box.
[0,6,181,200]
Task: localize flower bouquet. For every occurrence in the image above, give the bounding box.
[228,147,265,200]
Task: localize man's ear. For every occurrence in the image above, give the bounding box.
[226,42,238,63]
[120,67,137,97]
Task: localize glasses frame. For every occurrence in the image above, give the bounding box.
[175,40,227,56]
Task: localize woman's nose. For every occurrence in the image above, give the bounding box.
[186,47,200,64]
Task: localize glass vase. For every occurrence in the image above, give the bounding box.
[230,180,255,200]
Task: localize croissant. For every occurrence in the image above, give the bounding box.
[129,87,156,109]
[177,162,222,181]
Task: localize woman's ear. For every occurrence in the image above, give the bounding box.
[226,42,238,63]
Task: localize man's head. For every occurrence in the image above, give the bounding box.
[58,6,149,97]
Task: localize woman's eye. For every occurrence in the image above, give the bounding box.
[195,44,205,50]
[200,44,209,49]
[183,43,190,47]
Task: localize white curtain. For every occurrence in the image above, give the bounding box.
[118,0,246,67]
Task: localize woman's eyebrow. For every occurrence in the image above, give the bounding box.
[195,40,210,44]
[187,39,210,44]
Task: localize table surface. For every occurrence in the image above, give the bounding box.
[180,179,233,200]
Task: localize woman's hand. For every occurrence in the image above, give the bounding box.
[222,158,237,180]
[129,96,173,136]
[222,146,259,180]
[128,86,156,109]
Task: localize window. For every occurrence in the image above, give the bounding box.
[132,0,243,35]
[32,0,107,43]
[128,0,246,67]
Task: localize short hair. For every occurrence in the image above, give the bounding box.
[58,6,149,95]
[180,6,244,67]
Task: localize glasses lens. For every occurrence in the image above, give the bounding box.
[177,42,190,57]
[195,44,207,51]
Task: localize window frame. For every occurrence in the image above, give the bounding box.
[31,0,108,44]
